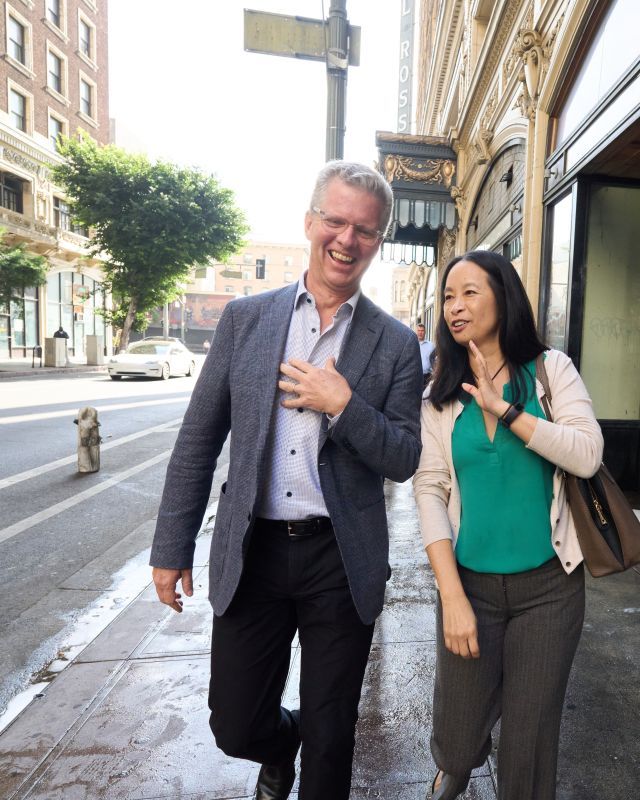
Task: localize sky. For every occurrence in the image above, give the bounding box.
[108,1,403,305]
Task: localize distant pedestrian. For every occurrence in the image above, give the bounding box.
[416,323,434,389]
[413,250,603,800]
[202,338,210,355]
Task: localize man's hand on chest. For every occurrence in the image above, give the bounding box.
[279,357,352,417]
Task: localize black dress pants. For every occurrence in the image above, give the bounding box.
[209,519,375,800]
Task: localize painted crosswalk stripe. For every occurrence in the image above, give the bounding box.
[0,450,173,545]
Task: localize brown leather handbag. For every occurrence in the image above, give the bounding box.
[535,355,640,577]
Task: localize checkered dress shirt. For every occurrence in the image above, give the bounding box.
[256,274,359,520]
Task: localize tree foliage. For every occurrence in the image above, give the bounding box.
[52,135,247,349]
[0,230,48,310]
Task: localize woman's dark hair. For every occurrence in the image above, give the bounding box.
[429,250,548,411]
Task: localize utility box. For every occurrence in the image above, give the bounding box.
[44,337,66,367]
[86,335,104,365]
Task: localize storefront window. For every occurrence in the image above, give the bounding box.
[47,271,106,353]
[556,0,639,148]
[580,184,640,419]
[544,193,573,352]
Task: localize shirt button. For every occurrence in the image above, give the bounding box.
[286,491,292,497]
[555,541,561,546]
[565,561,571,567]
[290,449,296,455]
[311,327,316,333]
[306,298,312,304]
[297,408,304,413]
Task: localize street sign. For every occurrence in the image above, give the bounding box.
[244,10,360,66]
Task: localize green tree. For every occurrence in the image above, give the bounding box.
[53,135,247,350]
[0,231,48,310]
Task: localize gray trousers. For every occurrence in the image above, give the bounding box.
[431,557,585,800]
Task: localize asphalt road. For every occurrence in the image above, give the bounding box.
[0,363,229,718]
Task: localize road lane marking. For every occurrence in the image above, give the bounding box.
[0,450,173,545]
[0,418,183,491]
[0,397,189,425]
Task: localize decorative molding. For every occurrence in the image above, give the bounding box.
[460,0,525,145]
[438,226,457,268]
[481,84,499,131]
[3,147,39,175]
[376,132,449,146]
[473,126,494,164]
[515,29,545,119]
[383,155,456,188]
[450,185,465,217]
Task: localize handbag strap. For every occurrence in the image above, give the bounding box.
[535,353,553,421]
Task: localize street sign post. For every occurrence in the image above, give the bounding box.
[244,3,360,161]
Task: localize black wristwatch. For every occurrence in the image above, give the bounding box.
[500,402,524,428]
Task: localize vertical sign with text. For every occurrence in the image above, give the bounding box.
[397,0,414,133]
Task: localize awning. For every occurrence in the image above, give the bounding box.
[377,132,457,262]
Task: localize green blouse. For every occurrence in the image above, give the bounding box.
[452,360,555,574]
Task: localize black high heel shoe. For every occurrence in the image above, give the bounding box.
[429,769,470,800]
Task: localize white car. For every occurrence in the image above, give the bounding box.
[108,339,196,381]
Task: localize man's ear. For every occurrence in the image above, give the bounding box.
[304,211,313,240]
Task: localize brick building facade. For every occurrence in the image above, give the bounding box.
[0,0,110,360]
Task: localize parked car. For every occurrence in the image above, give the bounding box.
[108,339,196,381]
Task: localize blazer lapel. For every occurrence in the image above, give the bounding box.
[257,285,297,453]
[336,294,383,388]
[318,295,383,451]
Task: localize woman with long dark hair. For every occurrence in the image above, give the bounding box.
[413,251,603,800]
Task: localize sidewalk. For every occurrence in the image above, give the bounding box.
[0,480,638,799]
[0,356,107,379]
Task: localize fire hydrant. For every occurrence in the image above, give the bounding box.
[74,407,102,473]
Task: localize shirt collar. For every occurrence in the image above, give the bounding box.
[295,271,361,317]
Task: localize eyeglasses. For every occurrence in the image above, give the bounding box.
[311,206,383,244]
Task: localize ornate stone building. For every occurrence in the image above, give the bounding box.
[379,0,640,492]
[0,0,110,360]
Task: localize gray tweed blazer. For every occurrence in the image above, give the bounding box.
[150,283,422,624]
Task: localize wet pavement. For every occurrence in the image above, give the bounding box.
[0,479,638,799]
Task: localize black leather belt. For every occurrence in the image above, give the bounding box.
[256,517,333,539]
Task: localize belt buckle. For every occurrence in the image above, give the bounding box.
[287,520,313,539]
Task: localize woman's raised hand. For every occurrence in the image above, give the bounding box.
[461,340,508,418]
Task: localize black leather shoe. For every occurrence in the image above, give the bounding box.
[430,770,470,800]
[254,710,300,800]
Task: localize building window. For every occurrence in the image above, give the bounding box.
[53,197,87,235]
[284,271,294,283]
[242,270,252,280]
[47,0,61,28]
[224,286,234,293]
[284,255,293,266]
[79,18,90,55]
[0,174,23,213]
[243,286,253,296]
[79,75,96,120]
[9,88,27,131]
[243,254,253,264]
[8,17,26,64]
[48,49,62,94]
[53,197,71,230]
[48,113,64,149]
[77,14,95,62]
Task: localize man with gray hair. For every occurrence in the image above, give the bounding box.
[150,161,422,799]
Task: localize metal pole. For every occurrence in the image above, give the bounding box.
[326,0,348,161]
[163,304,169,338]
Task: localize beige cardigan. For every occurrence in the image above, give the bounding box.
[412,349,604,574]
